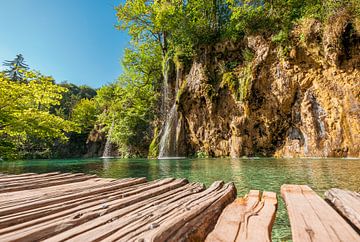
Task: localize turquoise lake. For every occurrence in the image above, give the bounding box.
[1,157,359,241]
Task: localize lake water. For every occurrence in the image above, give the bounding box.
[1,157,359,241]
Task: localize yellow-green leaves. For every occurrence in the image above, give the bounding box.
[0,71,78,157]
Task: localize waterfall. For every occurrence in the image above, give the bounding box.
[158,58,183,159]
[102,120,115,158]
[158,104,178,158]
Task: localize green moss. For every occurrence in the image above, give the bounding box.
[173,48,193,70]
[176,79,188,104]
[148,127,159,159]
[195,150,209,158]
[221,64,252,102]
[238,64,252,102]
[242,48,255,63]
[221,72,238,95]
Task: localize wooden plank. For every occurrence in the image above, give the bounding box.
[0,172,60,182]
[0,173,88,189]
[325,188,360,231]
[107,181,236,242]
[0,178,114,206]
[0,174,98,193]
[0,178,151,228]
[281,184,360,242]
[0,173,244,242]
[0,178,151,231]
[0,177,147,216]
[0,179,188,241]
[205,190,277,242]
[0,173,37,179]
[44,182,206,242]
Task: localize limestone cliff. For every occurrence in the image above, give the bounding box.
[175,14,360,158]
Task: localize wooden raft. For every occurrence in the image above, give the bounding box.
[325,188,360,232]
[0,172,236,242]
[206,190,277,242]
[281,185,360,242]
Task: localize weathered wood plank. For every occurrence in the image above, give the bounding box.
[0,179,151,228]
[0,179,187,241]
[205,190,277,242]
[106,181,236,242]
[0,174,98,193]
[281,184,360,242]
[0,178,114,206]
[0,178,150,230]
[44,182,205,242]
[0,172,60,182]
[0,173,37,179]
[325,188,360,231]
[0,173,88,189]
[0,177,147,217]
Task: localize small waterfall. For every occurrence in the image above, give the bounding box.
[102,120,115,158]
[158,104,178,158]
[161,58,171,116]
[158,58,183,159]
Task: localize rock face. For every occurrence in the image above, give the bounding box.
[176,17,360,158]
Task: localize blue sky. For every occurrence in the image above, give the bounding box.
[0,0,129,88]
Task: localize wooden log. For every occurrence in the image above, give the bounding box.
[0,178,173,228]
[0,178,154,233]
[0,177,147,216]
[325,188,360,232]
[0,174,98,193]
[0,179,188,241]
[44,182,206,242]
[0,178,114,206]
[281,184,360,242]
[104,181,236,242]
[0,179,147,228]
[0,173,88,189]
[0,172,60,182]
[205,190,277,242]
[0,173,38,179]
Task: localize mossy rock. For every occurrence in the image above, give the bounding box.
[148,127,159,159]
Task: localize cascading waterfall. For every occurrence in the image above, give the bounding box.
[158,104,178,158]
[158,58,182,159]
[102,119,115,158]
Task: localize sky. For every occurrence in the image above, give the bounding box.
[0,0,130,88]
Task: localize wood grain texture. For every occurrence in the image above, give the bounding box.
[0,173,236,242]
[205,190,277,242]
[325,188,360,231]
[281,184,360,242]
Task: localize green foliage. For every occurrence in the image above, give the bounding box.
[221,72,238,97]
[195,150,209,158]
[0,71,79,160]
[242,48,254,63]
[116,0,234,58]
[221,64,252,102]
[96,41,161,157]
[53,82,97,119]
[229,0,270,35]
[71,98,99,132]
[228,0,360,48]
[238,64,252,102]
[148,127,159,158]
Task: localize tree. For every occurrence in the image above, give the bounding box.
[3,54,29,82]
[96,42,161,157]
[0,71,78,159]
[51,82,97,119]
[71,98,99,132]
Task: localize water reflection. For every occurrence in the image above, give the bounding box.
[1,157,359,241]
